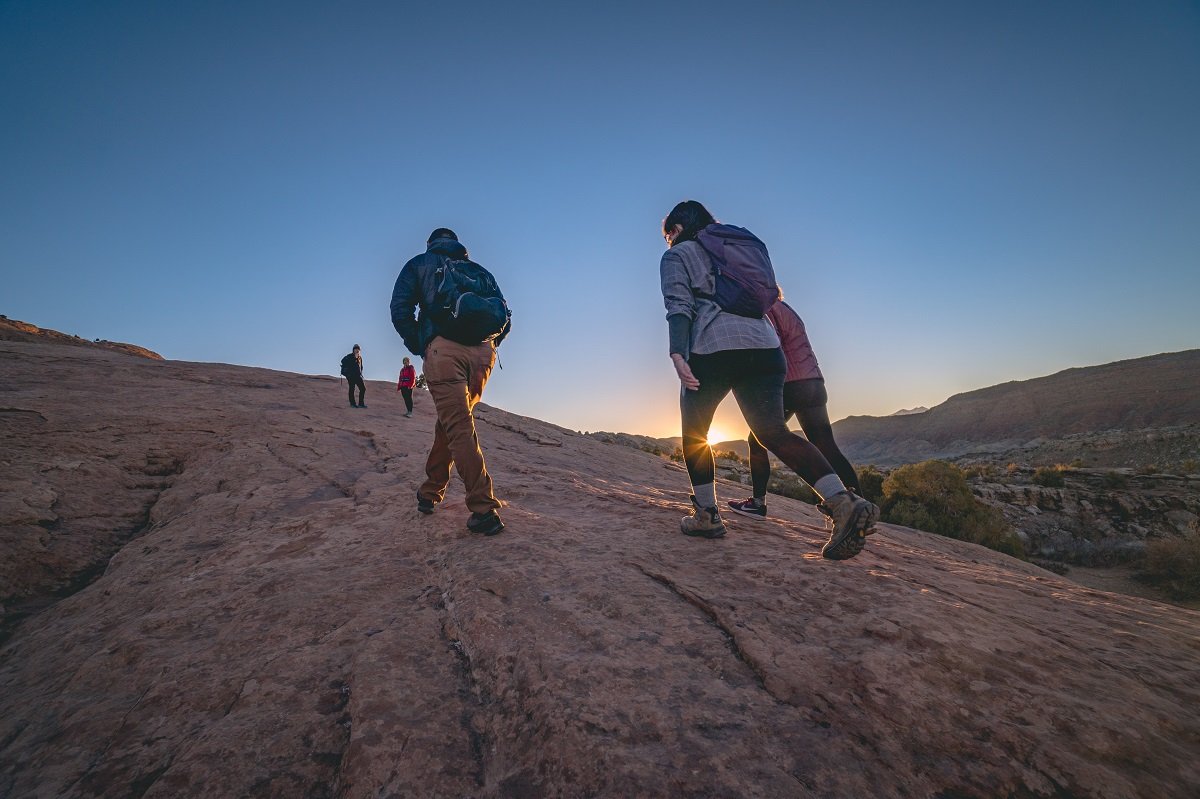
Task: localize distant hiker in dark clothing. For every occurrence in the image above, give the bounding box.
[397,357,416,417]
[659,200,878,559]
[727,297,864,522]
[390,227,512,536]
[341,345,366,408]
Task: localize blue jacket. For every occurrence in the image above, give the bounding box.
[390,237,511,356]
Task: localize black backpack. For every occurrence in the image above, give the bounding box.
[431,258,510,345]
[339,353,357,377]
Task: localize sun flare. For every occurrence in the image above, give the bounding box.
[706,429,728,447]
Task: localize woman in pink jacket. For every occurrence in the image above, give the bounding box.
[727,298,865,521]
[397,357,417,418]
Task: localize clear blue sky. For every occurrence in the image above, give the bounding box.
[3,1,1198,439]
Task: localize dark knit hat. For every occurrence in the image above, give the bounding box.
[427,227,458,243]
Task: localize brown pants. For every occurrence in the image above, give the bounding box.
[418,336,500,514]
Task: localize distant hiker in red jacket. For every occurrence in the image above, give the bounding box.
[727,297,865,525]
[397,357,416,417]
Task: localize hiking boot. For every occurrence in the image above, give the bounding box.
[681,496,726,539]
[404,411,413,418]
[416,491,436,515]
[727,498,767,520]
[358,403,367,408]
[818,491,879,560]
[467,510,505,536]
[817,490,877,533]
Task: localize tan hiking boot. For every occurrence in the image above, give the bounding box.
[817,490,879,533]
[818,491,879,560]
[680,496,726,539]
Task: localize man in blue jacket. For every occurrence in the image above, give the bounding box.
[390,228,510,536]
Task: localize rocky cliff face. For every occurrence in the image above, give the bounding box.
[834,350,1200,468]
[971,469,1200,565]
[2,337,1198,798]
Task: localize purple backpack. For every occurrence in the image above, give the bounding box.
[695,224,779,318]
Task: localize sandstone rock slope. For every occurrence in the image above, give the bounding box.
[1,338,1198,798]
[0,316,163,360]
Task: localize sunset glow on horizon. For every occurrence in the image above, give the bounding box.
[707,429,731,447]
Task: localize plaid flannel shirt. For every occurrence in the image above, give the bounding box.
[659,240,779,358]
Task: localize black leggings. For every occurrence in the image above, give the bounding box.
[348,376,366,406]
[748,378,861,497]
[400,387,413,412]
[681,348,836,489]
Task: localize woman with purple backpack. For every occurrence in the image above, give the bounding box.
[658,200,878,560]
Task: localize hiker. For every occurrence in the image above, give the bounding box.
[390,227,512,536]
[727,297,865,522]
[659,200,879,559]
[340,345,366,408]
[397,357,416,417]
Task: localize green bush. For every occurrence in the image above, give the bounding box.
[1180,459,1199,475]
[856,465,886,504]
[766,473,817,504]
[1032,466,1065,487]
[882,460,1025,558]
[1137,535,1200,601]
[1136,463,1159,475]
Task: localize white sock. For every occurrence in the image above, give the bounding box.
[813,474,848,502]
[693,482,717,509]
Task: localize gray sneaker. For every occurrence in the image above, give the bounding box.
[681,495,726,539]
[818,491,879,560]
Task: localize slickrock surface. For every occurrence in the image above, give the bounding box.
[0,316,162,360]
[2,338,1198,798]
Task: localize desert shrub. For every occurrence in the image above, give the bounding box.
[714,449,745,464]
[1032,466,1065,488]
[1102,471,1128,489]
[1005,463,1020,477]
[856,465,886,504]
[766,473,817,504]
[1136,463,1159,475]
[962,464,997,481]
[669,447,684,463]
[1137,535,1200,601]
[1180,459,1199,475]
[882,460,1025,558]
[1069,458,1084,468]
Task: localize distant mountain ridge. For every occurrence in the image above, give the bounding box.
[833,350,1200,466]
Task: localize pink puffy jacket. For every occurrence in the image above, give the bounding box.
[766,301,822,382]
